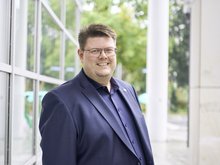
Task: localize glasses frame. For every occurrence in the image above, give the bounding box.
[83,47,117,57]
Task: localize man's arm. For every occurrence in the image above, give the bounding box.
[39,92,77,165]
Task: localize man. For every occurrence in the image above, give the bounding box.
[39,24,154,165]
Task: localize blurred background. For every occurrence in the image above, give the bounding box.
[0,0,219,165]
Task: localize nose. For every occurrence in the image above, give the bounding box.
[98,49,108,58]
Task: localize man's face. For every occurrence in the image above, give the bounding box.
[78,37,117,83]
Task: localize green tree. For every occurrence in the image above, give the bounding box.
[169,0,190,113]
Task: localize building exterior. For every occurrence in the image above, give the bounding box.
[189,0,220,164]
[1,0,220,165]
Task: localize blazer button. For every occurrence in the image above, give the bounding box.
[137,162,141,165]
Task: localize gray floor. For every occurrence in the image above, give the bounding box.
[151,115,190,165]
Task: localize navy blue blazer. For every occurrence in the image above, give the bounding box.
[39,70,154,165]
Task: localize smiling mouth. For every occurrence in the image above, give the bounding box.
[97,63,109,66]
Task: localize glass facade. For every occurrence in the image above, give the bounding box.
[0,0,81,164]
[66,0,77,36]
[12,77,34,164]
[0,72,8,165]
[41,6,62,79]
[65,37,77,80]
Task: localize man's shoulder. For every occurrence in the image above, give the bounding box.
[45,74,82,98]
[51,71,84,93]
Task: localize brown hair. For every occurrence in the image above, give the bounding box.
[78,24,117,50]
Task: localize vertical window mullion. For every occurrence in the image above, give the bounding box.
[74,2,81,75]
[60,0,66,80]
[7,0,17,164]
[33,0,41,159]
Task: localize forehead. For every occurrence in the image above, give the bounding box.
[85,37,116,48]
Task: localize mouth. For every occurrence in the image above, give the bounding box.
[97,62,109,66]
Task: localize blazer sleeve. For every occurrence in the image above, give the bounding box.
[126,84,142,111]
[131,86,142,109]
[39,92,77,165]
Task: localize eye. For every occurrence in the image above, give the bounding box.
[90,49,99,54]
[105,48,114,54]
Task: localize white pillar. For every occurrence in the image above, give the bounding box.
[147,0,169,142]
[115,63,123,79]
[190,0,220,164]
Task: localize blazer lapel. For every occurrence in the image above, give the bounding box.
[78,72,136,156]
[119,87,152,153]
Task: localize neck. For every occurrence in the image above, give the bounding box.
[82,69,112,91]
[97,78,111,91]
[106,82,111,92]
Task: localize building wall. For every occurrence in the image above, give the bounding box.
[0,0,81,164]
[190,0,220,164]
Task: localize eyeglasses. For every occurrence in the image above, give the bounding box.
[83,47,117,57]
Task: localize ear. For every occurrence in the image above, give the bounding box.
[78,49,84,61]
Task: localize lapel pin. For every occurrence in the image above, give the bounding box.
[123,88,127,92]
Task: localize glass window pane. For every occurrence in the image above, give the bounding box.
[27,0,35,71]
[44,0,61,19]
[65,38,77,80]
[66,0,76,36]
[0,1,10,63]
[12,76,34,164]
[41,6,61,79]
[14,0,35,71]
[0,72,9,165]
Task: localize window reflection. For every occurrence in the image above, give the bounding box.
[41,6,61,79]
[12,76,34,164]
[27,0,35,71]
[0,72,8,165]
[45,0,61,19]
[15,0,35,71]
[65,37,76,80]
[0,1,10,63]
[66,0,76,36]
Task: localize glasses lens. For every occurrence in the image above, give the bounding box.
[90,49,100,55]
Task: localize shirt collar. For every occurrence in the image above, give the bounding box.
[82,69,119,92]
